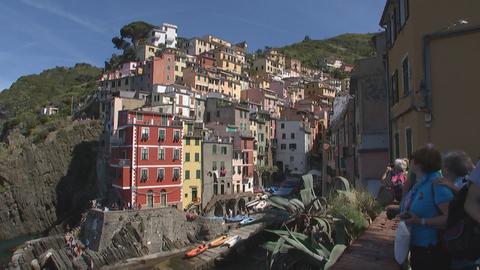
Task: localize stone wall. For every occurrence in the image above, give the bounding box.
[81,207,225,252]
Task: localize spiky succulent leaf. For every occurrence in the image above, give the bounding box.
[324,244,347,270]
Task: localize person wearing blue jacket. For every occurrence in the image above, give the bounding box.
[401,145,454,270]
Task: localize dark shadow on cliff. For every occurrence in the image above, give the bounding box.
[55,140,99,228]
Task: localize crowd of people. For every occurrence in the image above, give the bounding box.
[382,145,480,270]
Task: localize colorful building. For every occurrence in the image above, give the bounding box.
[110,110,183,209]
[182,120,203,210]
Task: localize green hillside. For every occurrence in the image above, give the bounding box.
[0,63,101,139]
[277,33,375,68]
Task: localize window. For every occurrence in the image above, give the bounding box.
[161,116,168,126]
[289,143,297,150]
[137,112,143,120]
[185,152,190,162]
[158,129,166,141]
[185,170,190,180]
[212,145,217,154]
[173,149,180,160]
[291,133,295,139]
[290,156,294,162]
[186,138,190,145]
[141,148,148,160]
[282,133,286,139]
[259,133,264,142]
[158,148,165,160]
[394,132,400,159]
[157,168,165,181]
[141,128,149,140]
[391,70,399,105]
[281,123,285,129]
[402,57,411,96]
[174,130,181,142]
[221,146,227,155]
[212,161,217,170]
[141,168,148,182]
[173,168,180,180]
[196,170,201,179]
[400,0,409,26]
[195,139,200,146]
[281,144,286,150]
[195,153,200,162]
[406,128,413,159]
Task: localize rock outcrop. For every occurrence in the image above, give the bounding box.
[0,120,102,241]
[8,208,225,269]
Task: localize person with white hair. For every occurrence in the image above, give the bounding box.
[381,158,408,201]
[441,151,476,191]
[443,161,480,269]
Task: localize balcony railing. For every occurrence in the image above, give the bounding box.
[118,159,131,167]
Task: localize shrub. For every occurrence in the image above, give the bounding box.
[31,128,49,144]
[328,194,368,239]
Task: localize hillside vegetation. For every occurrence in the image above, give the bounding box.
[0,63,101,139]
[277,33,375,68]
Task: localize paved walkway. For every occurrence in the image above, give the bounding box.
[332,211,400,270]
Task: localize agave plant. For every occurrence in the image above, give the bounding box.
[264,174,353,270]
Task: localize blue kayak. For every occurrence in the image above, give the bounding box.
[240,217,256,226]
[226,215,245,223]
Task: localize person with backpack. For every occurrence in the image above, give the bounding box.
[400,145,454,270]
[443,161,480,270]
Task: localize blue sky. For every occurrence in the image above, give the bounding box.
[0,0,386,91]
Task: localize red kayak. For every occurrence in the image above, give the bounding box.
[184,244,208,258]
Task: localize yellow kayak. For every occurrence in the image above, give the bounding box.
[208,235,229,248]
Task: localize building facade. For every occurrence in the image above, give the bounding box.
[201,139,233,206]
[380,0,480,160]
[110,110,183,209]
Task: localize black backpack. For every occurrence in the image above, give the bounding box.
[444,183,480,260]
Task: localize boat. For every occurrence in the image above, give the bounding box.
[254,200,267,211]
[225,215,245,223]
[208,235,229,248]
[239,216,256,226]
[223,235,241,248]
[184,244,208,258]
[245,199,260,208]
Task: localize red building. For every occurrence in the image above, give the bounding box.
[240,135,255,179]
[197,51,215,69]
[110,110,183,209]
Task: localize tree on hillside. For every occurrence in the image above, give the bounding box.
[119,21,154,46]
[304,35,311,41]
[111,37,130,50]
[107,21,154,70]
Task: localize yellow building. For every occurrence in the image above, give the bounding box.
[174,53,187,83]
[380,0,480,160]
[182,121,203,210]
[135,44,161,62]
[212,46,243,75]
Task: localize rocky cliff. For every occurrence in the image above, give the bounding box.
[0,120,102,241]
[8,208,225,269]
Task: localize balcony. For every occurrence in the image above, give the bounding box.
[118,159,131,167]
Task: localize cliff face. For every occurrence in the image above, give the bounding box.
[0,120,102,240]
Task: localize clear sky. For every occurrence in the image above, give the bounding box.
[0,0,386,90]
